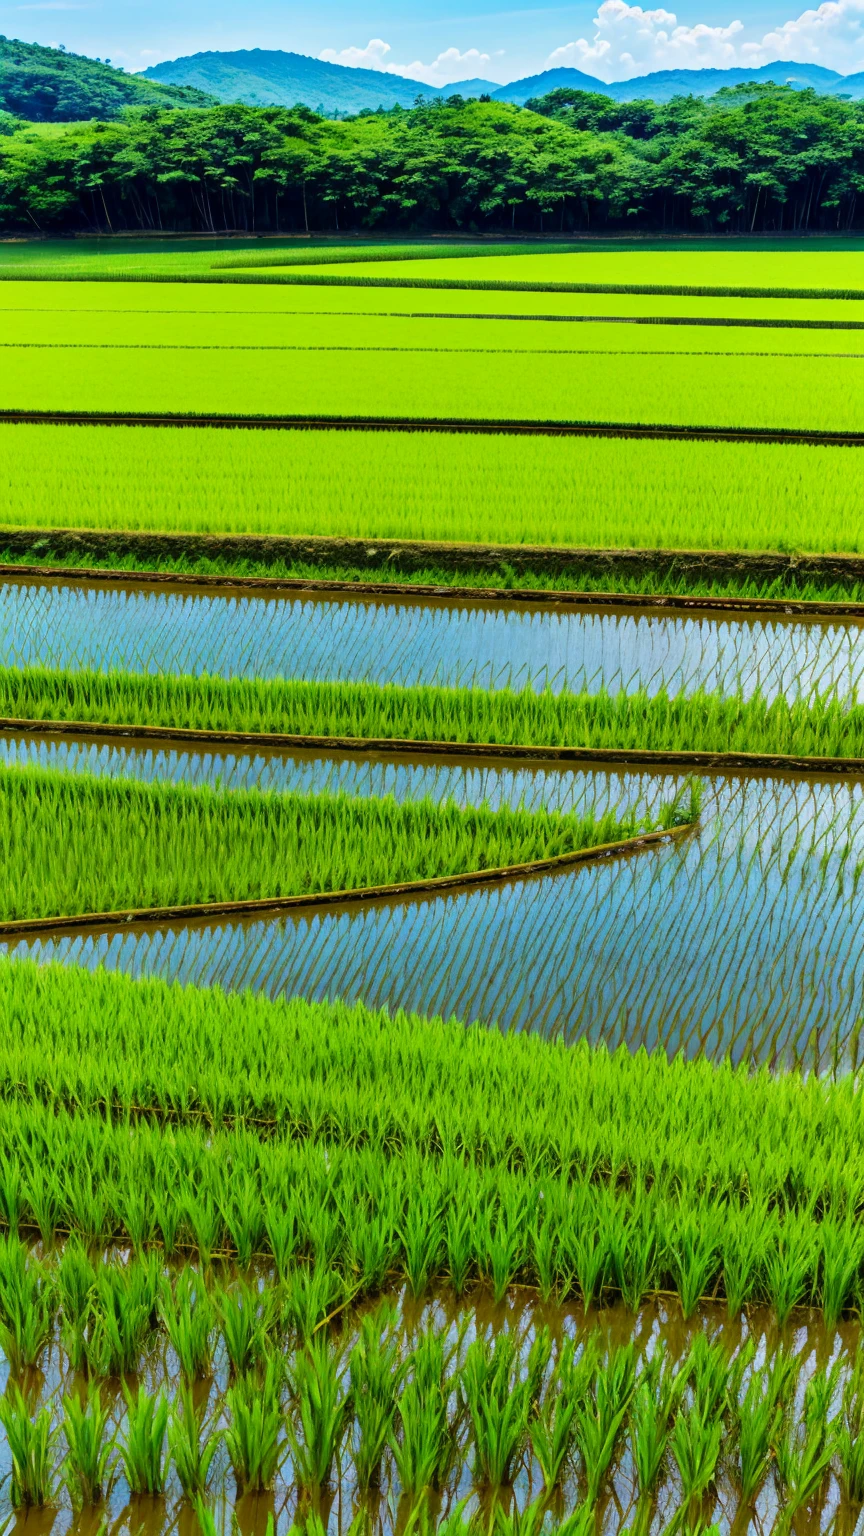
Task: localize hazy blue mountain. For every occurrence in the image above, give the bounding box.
[141,49,498,113]
[494,61,858,104]
[140,47,864,114]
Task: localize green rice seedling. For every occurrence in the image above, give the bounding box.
[0,1239,55,1374]
[684,1336,730,1421]
[282,1263,345,1343]
[185,1191,223,1268]
[120,1383,169,1495]
[629,1379,670,1507]
[568,1216,610,1313]
[265,1200,300,1281]
[349,1303,405,1492]
[160,1268,216,1381]
[669,1405,722,1513]
[391,1330,458,1499]
[721,1213,768,1315]
[167,1381,221,1499]
[0,1383,56,1507]
[608,1207,658,1312]
[86,1254,159,1377]
[729,1364,783,1505]
[62,1383,116,1507]
[57,1237,97,1372]
[445,1204,476,1299]
[529,1371,578,1490]
[483,1209,526,1305]
[219,1278,275,1375]
[224,1355,283,1494]
[773,1416,836,1532]
[462,1332,530,1489]
[819,1218,864,1325]
[400,1194,445,1298]
[526,1328,553,1407]
[763,1218,818,1325]
[288,1335,351,1493]
[668,1214,720,1319]
[573,1345,636,1506]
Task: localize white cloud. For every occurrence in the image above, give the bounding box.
[319,38,496,87]
[545,0,864,79]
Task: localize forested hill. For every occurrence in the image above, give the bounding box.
[1,86,862,234]
[0,37,217,121]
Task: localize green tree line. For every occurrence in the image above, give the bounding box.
[1,82,863,235]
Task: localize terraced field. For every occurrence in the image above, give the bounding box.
[0,236,863,1536]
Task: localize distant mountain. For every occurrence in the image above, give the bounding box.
[141,49,498,113]
[493,60,858,104]
[0,35,216,120]
[142,48,864,114]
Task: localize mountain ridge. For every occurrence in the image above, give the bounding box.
[141,47,864,111]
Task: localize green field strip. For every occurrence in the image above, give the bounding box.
[0,822,690,939]
[0,349,860,432]
[5,715,864,778]
[6,668,864,763]
[0,759,673,924]
[2,424,861,555]
[233,249,864,292]
[4,278,864,324]
[4,309,864,355]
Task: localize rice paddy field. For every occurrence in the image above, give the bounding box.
[2,236,864,1535]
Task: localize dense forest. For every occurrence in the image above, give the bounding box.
[1,83,862,234]
[0,37,216,121]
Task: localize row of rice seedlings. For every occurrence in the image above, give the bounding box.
[0,1108,863,1320]
[7,667,864,759]
[5,546,864,606]
[0,761,671,921]
[0,1300,859,1530]
[1,345,860,435]
[2,422,861,554]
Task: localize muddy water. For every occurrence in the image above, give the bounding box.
[2,575,864,700]
[0,1279,857,1536]
[5,758,864,1072]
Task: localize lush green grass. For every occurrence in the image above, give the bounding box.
[2,424,862,553]
[3,277,864,324]
[1,345,859,430]
[0,761,654,921]
[5,666,864,759]
[4,308,863,356]
[0,958,861,1317]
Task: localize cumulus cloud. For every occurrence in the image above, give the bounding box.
[545,0,864,79]
[319,39,496,86]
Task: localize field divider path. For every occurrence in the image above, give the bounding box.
[5,540,864,597]
[0,822,692,938]
[3,559,864,616]
[6,717,864,778]
[2,409,864,448]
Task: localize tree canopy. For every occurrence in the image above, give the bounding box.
[1,85,862,234]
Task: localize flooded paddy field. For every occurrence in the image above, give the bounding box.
[4,738,864,1072]
[0,1262,859,1536]
[2,576,864,700]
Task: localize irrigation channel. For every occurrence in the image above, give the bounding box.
[0,1281,860,1536]
[3,575,864,701]
[4,727,864,1071]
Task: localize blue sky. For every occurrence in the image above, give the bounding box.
[3,0,863,82]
